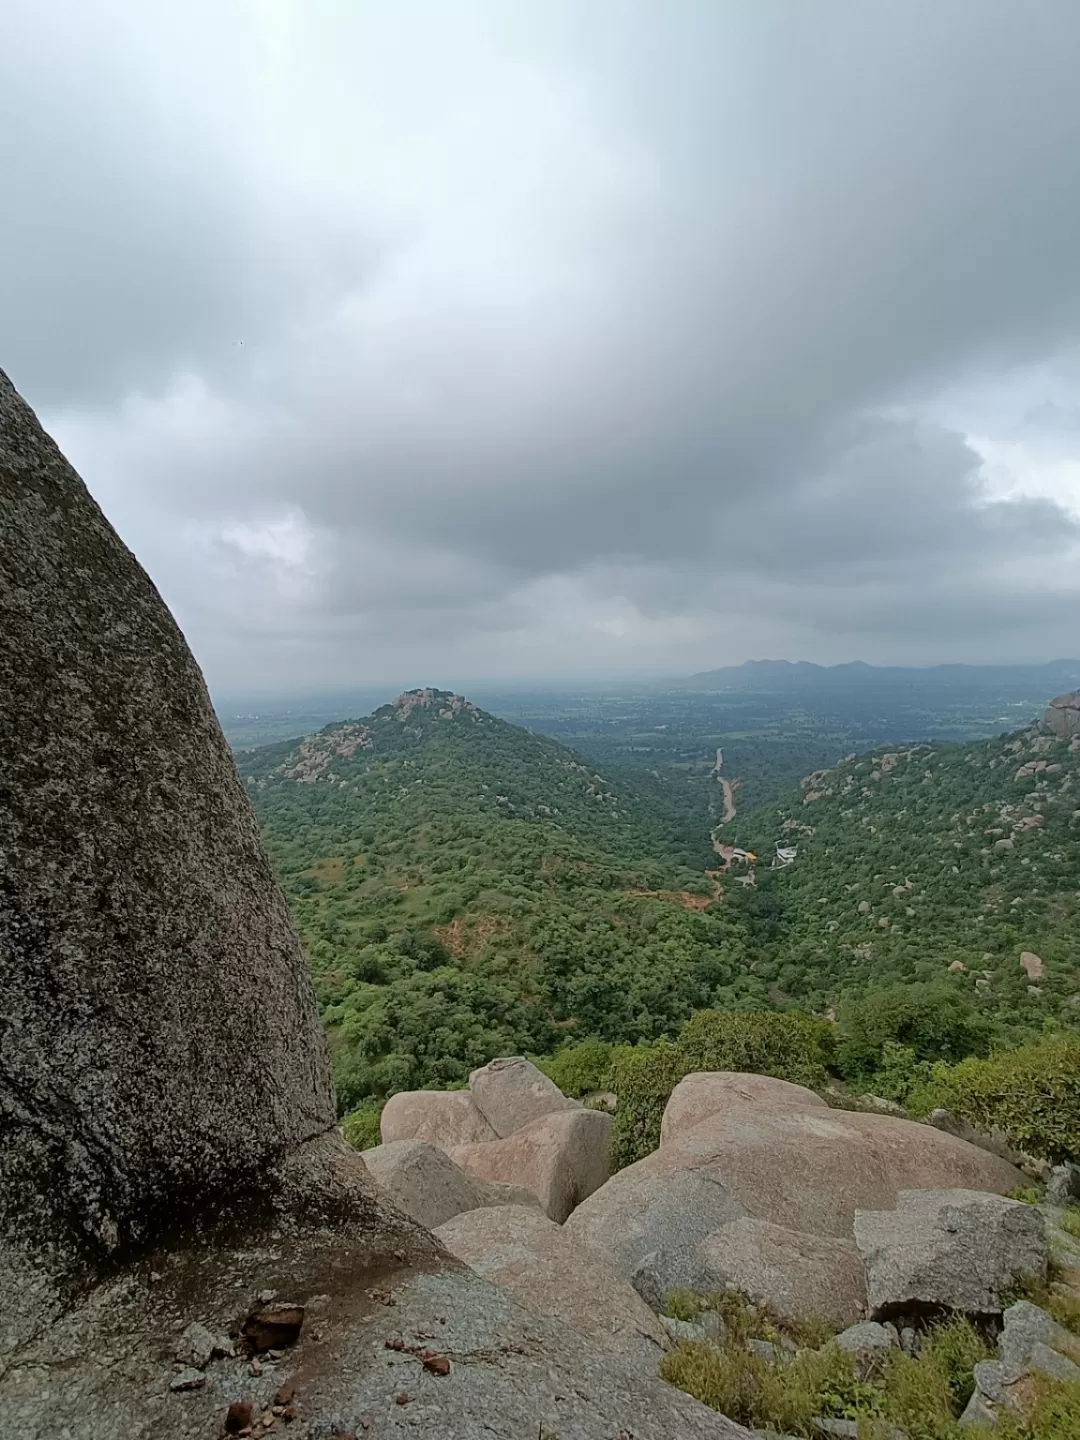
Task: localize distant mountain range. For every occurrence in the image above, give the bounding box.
[674,659,1080,693]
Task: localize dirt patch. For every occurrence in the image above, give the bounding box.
[623,871,723,911]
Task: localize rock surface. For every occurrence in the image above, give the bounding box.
[700,1218,866,1326]
[1,1217,754,1440]
[468,1055,580,1137]
[660,1071,827,1148]
[449,1106,612,1222]
[380,1088,498,1148]
[569,1076,1024,1307]
[565,1160,748,1308]
[855,1189,1047,1318]
[360,1139,542,1229]
[435,1204,669,1361]
[0,367,334,1337]
[1042,690,1080,740]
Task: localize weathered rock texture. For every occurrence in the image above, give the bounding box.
[435,1203,669,1361]
[449,1106,613,1222]
[660,1071,827,1148]
[567,1071,1025,1306]
[383,1059,609,1219]
[360,1138,542,1228]
[469,1054,580,1136]
[699,1218,867,1325]
[1042,690,1080,740]
[380,1087,498,1148]
[0,368,334,1265]
[855,1189,1048,1318]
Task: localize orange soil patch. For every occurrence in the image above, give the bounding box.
[433,912,512,960]
[623,871,724,911]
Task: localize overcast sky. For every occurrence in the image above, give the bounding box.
[5,0,1080,695]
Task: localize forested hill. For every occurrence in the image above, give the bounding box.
[237,690,764,1105]
[240,687,712,872]
[738,713,1080,1034]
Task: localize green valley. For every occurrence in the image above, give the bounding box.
[237,683,1080,1119]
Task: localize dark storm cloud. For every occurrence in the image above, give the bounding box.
[4,0,1080,686]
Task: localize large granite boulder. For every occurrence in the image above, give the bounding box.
[435,1204,669,1362]
[564,1162,748,1308]
[568,1072,1025,1309]
[1042,690,1080,740]
[449,1107,612,1222]
[660,1070,827,1148]
[360,1139,542,1228]
[381,1088,498,1147]
[855,1189,1048,1319]
[0,368,334,1295]
[469,1055,580,1136]
[699,1218,866,1326]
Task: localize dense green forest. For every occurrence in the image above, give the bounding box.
[239,686,1080,1114]
[731,727,1080,1034]
[240,689,765,1106]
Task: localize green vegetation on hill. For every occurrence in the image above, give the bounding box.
[240,688,1079,1127]
[240,690,770,1106]
[733,726,1080,1033]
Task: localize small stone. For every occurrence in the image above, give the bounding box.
[659,1315,708,1345]
[178,1320,216,1368]
[250,1359,263,1377]
[169,1367,206,1392]
[900,1327,918,1355]
[273,1381,296,1407]
[422,1353,450,1376]
[1046,1163,1080,1207]
[242,1303,305,1353]
[394,1392,411,1405]
[258,1289,275,1303]
[226,1400,255,1433]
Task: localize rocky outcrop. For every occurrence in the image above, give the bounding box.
[660,1070,827,1148]
[568,1072,1025,1310]
[0,368,336,1326]
[381,1088,498,1147]
[435,1204,669,1362]
[449,1107,613,1222]
[959,1300,1080,1426]
[2,1217,754,1440]
[469,1055,580,1136]
[0,370,752,1440]
[855,1189,1048,1319]
[1041,690,1080,740]
[699,1218,866,1326]
[566,1163,748,1309]
[359,1139,542,1229]
[383,1058,608,1220]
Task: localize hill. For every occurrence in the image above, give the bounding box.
[238,690,765,1106]
[677,657,1080,694]
[732,700,1080,1033]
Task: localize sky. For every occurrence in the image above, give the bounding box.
[5,0,1080,696]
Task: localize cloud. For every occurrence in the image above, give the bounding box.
[5,0,1080,691]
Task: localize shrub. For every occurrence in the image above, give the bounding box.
[536,1038,624,1098]
[677,1008,834,1090]
[609,1041,683,1169]
[908,1035,1080,1164]
[609,1009,832,1168]
[835,982,989,1091]
[661,1340,878,1435]
[340,1099,384,1151]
